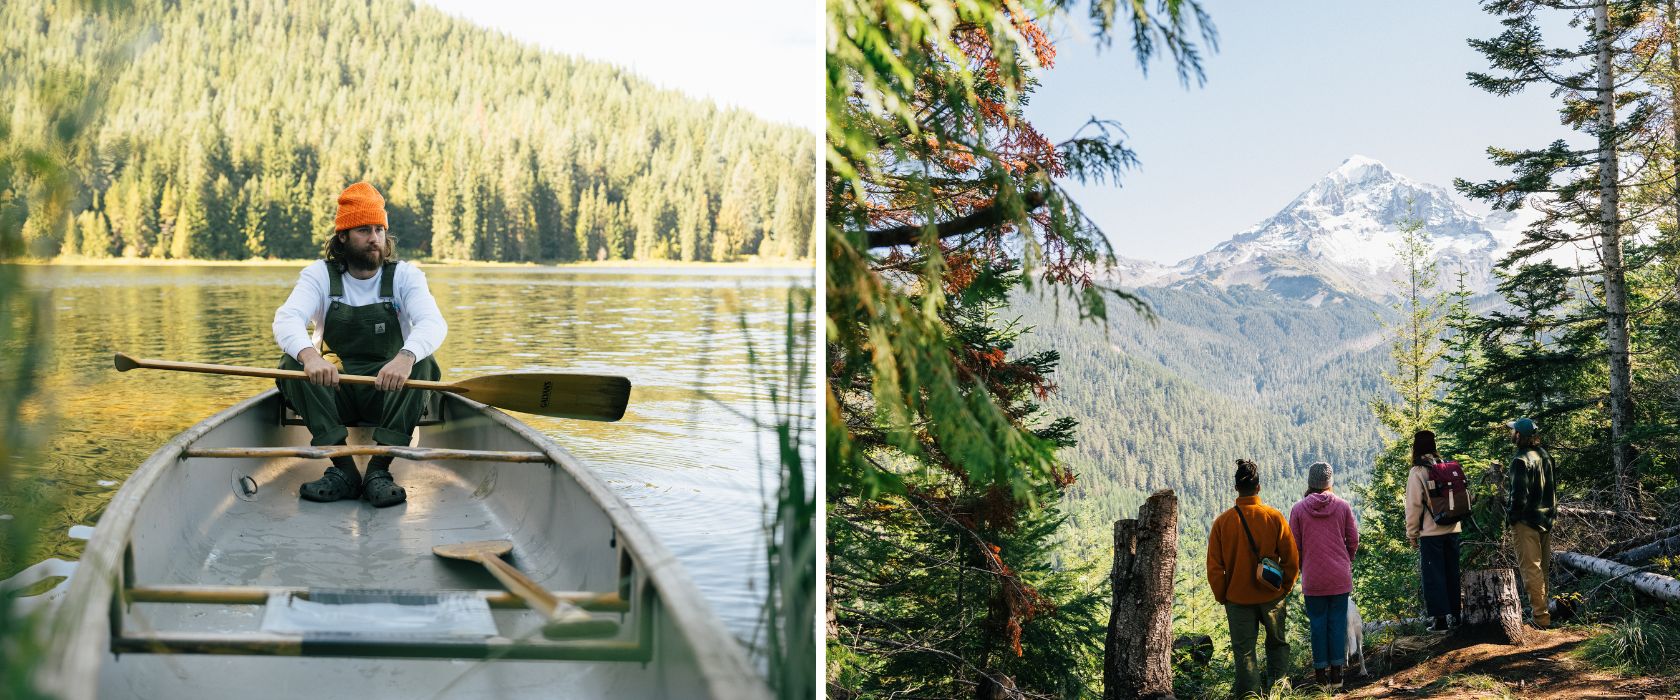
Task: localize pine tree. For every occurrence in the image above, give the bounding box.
[1460,0,1662,510]
[829,260,1102,697]
[1355,216,1448,623]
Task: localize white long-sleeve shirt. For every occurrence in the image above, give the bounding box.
[272,260,448,363]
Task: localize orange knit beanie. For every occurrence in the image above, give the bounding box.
[334,182,388,232]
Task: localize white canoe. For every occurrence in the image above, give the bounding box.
[39,390,771,699]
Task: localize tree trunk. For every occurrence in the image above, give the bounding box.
[1669,0,1680,482]
[1459,568,1526,645]
[1614,534,1680,565]
[1557,551,1680,601]
[1595,0,1638,512]
[1105,489,1179,700]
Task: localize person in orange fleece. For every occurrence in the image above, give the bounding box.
[1207,459,1300,698]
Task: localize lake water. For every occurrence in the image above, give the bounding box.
[0,262,814,668]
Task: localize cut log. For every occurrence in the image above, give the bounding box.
[1613,534,1680,565]
[1458,568,1526,645]
[1556,505,1656,523]
[1105,489,1179,700]
[1556,551,1680,601]
[1598,524,1680,558]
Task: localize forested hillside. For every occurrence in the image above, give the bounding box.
[1013,283,1391,561]
[1,0,814,262]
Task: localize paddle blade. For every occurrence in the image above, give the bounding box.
[454,373,631,422]
[114,352,140,372]
[432,539,514,561]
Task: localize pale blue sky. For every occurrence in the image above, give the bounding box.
[1026,0,1582,264]
[416,0,819,131]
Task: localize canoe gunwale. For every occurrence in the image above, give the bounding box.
[41,389,773,700]
[43,390,272,700]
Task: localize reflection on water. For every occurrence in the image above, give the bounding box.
[0,263,814,657]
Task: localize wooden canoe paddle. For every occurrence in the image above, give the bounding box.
[113,352,630,422]
[431,540,620,639]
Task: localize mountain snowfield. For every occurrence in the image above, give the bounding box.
[1113,155,1560,302]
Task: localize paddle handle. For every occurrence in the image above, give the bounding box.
[475,554,618,639]
[114,352,463,393]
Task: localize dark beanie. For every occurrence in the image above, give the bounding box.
[1235,459,1260,491]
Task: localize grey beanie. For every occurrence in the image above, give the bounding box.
[1308,462,1333,490]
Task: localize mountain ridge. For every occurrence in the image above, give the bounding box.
[1112,156,1539,302]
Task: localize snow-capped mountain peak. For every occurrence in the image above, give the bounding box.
[1142,156,1503,302]
[1326,153,1390,183]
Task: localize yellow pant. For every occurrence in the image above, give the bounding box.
[1512,522,1551,626]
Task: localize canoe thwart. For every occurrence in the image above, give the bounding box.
[125,584,629,612]
[182,446,552,463]
[110,631,651,662]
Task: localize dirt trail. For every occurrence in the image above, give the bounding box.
[1324,627,1679,699]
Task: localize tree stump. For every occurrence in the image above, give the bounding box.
[1104,489,1179,700]
[1459,568,1525,645]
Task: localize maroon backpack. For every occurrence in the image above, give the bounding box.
[1420,460,1472,526]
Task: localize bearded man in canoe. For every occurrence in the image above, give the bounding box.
[271,181,449,507]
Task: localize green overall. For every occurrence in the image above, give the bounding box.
[276,261,441,447]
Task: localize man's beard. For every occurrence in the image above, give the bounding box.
[346,243,384,271]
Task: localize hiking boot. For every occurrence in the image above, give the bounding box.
[363,469,407,508]
[1313,667,1330,690]
[1448,613,1461,630]
[1328,665,1343,689]
[300,466,361,502]
[1426,616,1450,634]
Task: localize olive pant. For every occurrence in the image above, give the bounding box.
[277,354,439,448]
[1513,522,1552,626]
[1225,595,1290,697]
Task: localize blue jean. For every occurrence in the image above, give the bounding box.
[1305,593,1349,670]
[1420,533,1462,619]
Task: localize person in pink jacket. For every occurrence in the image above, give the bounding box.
[1289,461,1359,690]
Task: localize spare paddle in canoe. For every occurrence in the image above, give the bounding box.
[113,352,630,422]
[432,540,620,639]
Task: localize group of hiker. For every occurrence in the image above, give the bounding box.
[1205,419,1557,696]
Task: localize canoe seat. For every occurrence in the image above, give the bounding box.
[279,390,445,427]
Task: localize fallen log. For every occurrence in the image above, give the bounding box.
[1613,534,1680,566]
[1556,506,1657,523]
[1555,551,1680,602]
[1360,617,1427,635]
[1598,524,1680,559]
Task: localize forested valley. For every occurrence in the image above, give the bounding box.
[1012,283,1390,566]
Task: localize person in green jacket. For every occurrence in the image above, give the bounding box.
[1506,417,1556,629]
